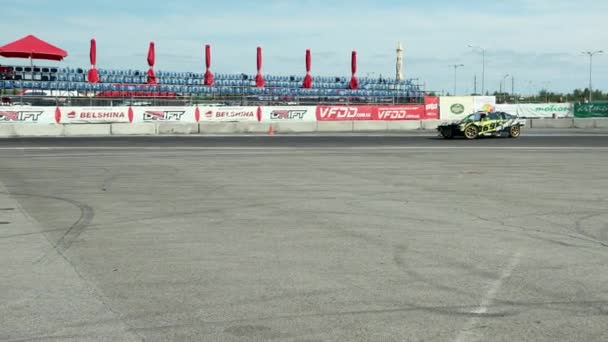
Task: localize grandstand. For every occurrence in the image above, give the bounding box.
[0,65,424,105]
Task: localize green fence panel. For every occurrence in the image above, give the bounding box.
[574,102,608,118]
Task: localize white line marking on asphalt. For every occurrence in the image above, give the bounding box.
[1,146,608,151]
[453,251,522,342]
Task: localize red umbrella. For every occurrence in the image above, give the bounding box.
[255,46,265,88]
[0,35,67,61]
[349,51,358,90]
[147,42,157,84]
[204,44,214,86]
[87,39,99,83]
[302,49,312,89]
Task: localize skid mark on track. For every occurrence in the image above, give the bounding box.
[453,251,522,342]
[0,192,95,255]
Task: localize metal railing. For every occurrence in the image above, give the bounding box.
[0,92,425,107]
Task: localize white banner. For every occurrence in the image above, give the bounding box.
[198,106,259,122]
[262,106,317,122]
[58,107,131,124]
[439,96,475,121]
[130,107,197,123]
[0,106,57,124]
[495,103,573,118]
[473,96,496,112]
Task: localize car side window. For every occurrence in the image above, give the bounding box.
[489,113,501,120]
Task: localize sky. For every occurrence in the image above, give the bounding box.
[1,0,607,95]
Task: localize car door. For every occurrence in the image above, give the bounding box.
[478,113,500,134]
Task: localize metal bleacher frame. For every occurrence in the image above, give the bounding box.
[0,64,425,107]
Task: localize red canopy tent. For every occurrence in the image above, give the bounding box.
[0,35,67,62]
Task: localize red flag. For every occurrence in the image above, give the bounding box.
[204,44,214,86]
[349,51,358,90]
[87,38,99,83]
[255,46,265,87]
[147,42,157,84]
[303,49,312,89]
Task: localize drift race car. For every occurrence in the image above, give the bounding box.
[437,111,526,139]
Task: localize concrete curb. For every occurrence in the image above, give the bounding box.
[111,123,157,135]
[530,118,574,129]
[158,123,199,135]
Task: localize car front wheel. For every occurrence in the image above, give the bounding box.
[464,125,479,139]
[509,125,521,138]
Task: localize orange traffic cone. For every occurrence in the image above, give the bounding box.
[268,125,275,136]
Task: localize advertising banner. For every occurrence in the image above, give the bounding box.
[424,96,439,119]
[439,96,475,121]
[130,107,197,123]
[198,106,259,122]
[316,106,375,121]
[262,106,317,122]
[495,103,573,118]
[473,96,496,112]
[574,102,608,118]
[0,106,57,124]
[58,107,132,124]
[374,105,427,120]
[316,105,429,121]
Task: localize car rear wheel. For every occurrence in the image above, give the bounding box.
[509,125,521,138]
[464,125,479,139]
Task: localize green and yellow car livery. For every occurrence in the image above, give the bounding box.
[438,112,526,139]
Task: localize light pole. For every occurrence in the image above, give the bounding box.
[499,74,510,102]
[448,64,464,96]
[582,50,603,102]
[500,74,510,93]
[468,44,486,94]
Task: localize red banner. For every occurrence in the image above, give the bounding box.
[316,105,428,121]
[316,106,375,121]
[424,96,439,119]
[375,105,426,120]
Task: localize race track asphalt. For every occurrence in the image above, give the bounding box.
[1,133,607,341]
